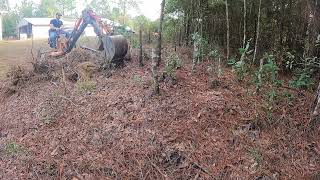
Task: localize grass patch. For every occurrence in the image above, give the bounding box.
[133,75,143,84]
[3,142,24,155]
[248,148,263,165]
[76,80,97,93]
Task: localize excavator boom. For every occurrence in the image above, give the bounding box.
[50,8,113,57]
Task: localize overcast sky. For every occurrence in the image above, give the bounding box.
[9,0,162,20]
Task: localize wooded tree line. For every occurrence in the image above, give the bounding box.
[163,0,320,72]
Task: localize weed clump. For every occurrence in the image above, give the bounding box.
[2,142,24,156]
[161,53,182,85]
[76,81,97,94]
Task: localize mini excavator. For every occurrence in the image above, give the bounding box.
[49,8,129,61]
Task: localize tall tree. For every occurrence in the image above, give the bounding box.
[2,12,19,37]
[110,7,121,22]
[57,0,76,16]
[117,0,140,24]
[253,0,262,63]
[243,0,246,48]
[18,0,35,17]
[139,26,143,66]
[156,0,165,66]
[36,0,58,17]
[225,0,230,61]
[0,0,8,11]
[90,0,111,18]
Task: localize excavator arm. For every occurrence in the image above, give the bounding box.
[50,9,112,57]
[65,9,112,54]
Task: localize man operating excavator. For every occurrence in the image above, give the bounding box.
[49,8,113,57]
[49,12,65,49]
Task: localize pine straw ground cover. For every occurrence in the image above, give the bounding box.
[0,48,319,179]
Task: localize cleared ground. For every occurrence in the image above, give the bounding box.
[0,39,48,78]
[0,37,98,79]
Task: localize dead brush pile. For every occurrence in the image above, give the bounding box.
[0,66,34,98]
[34,48,106,82]
[0,48,103,99]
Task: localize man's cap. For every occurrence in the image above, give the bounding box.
[56,12,62,16]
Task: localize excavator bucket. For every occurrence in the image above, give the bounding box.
[99,35,129,62]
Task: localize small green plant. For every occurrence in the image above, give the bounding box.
[234,60,246,81]
[283,91,294,106]
[191,32,209,71]
[289,70,314,89]
[288,56,316,89]
[253,53,282,124]
[229,40,252,81]
[227,57,237,66]
[4,142,23,155]
[248,149,263,164]
[76,81,97,93]
[267,89,277,105]
[255,53,283,91]
[248,148,263,171]
[207,49,223,78]
[165,54,182,79]
[133,75,143,84]
[285,51,295,70]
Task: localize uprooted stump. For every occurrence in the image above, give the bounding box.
[0,66,35,98]
[32,48,106,83]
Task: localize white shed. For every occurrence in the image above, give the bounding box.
[18,18,75,39]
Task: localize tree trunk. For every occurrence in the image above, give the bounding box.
[303,1,313,58]
[156,0,165,66]
[253,0,262,64]
[278,0,286,63]
[139,27,143,66]
[243,0,247,48]
[178,28,182,46]
[257,58,264,92]
[225,0,230,61]
[0,14,2,41]
[310,82,320,131]
[151,49,160,95]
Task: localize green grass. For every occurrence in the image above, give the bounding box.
[76,80,97,93]
[133,75,143,84]
[3,142,24,155]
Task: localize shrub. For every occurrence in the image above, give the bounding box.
[76,81,97,93]
[289,71,314,89]
[165,54,182,79]
[4,142,24,155]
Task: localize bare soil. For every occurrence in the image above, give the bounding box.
[0,46,319,179]
[0,40,49,78]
